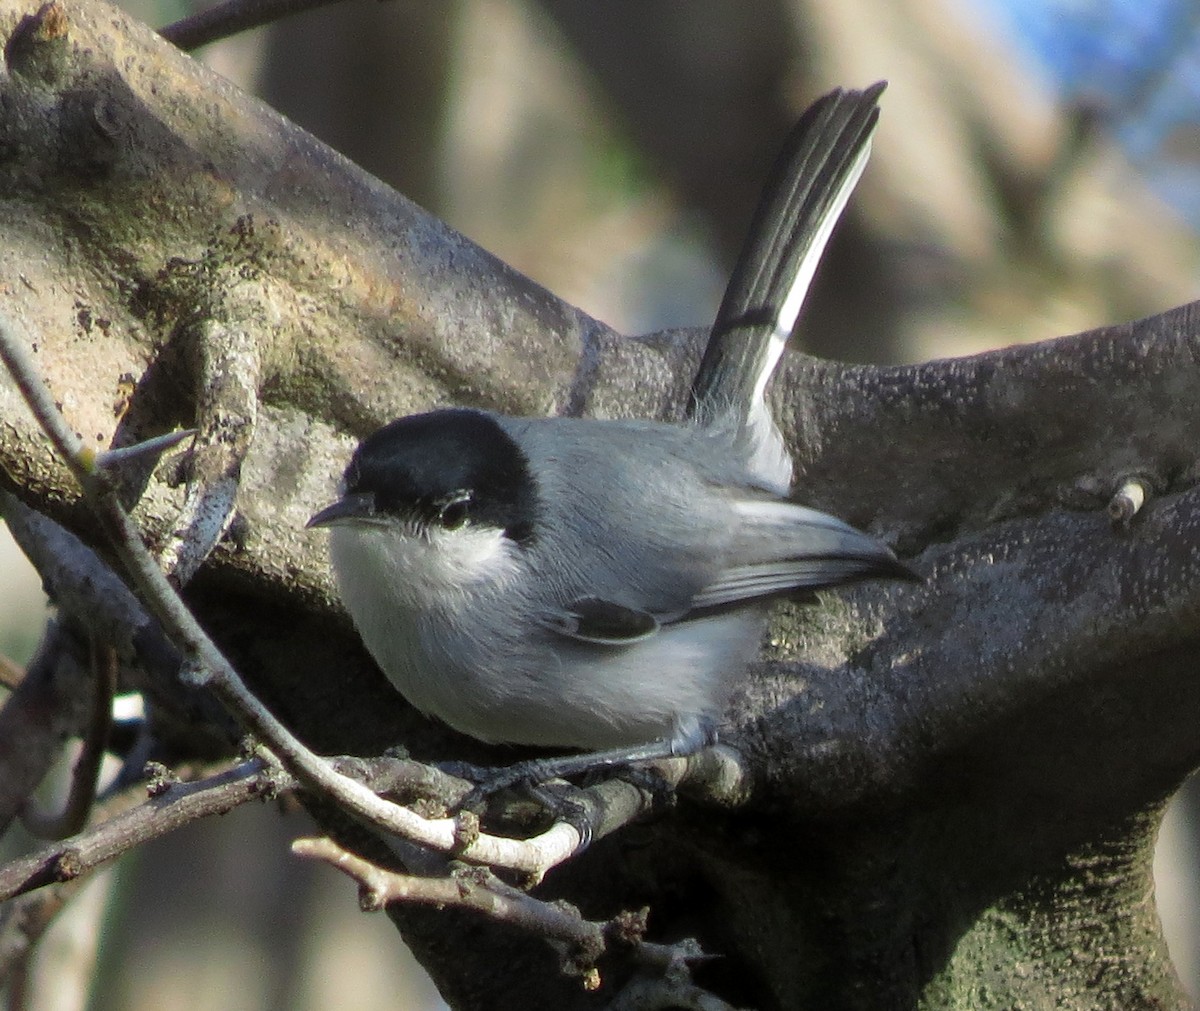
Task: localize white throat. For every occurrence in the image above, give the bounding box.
[329,521,520,609]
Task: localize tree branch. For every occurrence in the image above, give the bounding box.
[294,834,731,1007]
[0,760,276,903]
[2,0,1198,1004]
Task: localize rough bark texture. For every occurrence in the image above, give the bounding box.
[0,1,1197,1008]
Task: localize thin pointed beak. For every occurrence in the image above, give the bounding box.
[306,492,376,529]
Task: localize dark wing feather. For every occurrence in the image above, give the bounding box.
[543,597,663,646]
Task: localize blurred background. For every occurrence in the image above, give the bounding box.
[4,0,1200,1006]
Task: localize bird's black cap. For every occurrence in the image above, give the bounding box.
[340,408,539,542]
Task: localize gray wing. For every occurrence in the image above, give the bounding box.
[687,498,916,611]
[540,496,915,646]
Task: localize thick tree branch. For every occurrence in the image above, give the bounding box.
[1,0,1198,1006]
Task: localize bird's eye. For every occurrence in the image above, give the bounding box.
[436,492,471,530]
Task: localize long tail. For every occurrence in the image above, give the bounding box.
[687,82,885,492]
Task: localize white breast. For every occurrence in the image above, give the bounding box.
[327,523,520,713]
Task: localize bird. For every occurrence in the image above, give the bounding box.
[308,82,911,786]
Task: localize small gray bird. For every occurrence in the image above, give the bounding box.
[309,83,910,780]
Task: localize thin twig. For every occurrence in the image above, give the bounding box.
[0,759,278,902]
[159,0,354,50]
[293,835,724,995]
[94,429,196,470]
[0,753,487,904]
[20,638,118,839]
[0,763,220,988]
[0,855,104,1000]
[293,836,606,957]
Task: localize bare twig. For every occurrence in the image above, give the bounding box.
[0,852,109,999]
[293,835,608,963]
[159,0,354,50]
[20,638,118,840]
[0,489,230,828]
[646,745,750,809]
[294,835,724,994]
[0,755,421,904]
[0,765,195,988]
[93,429,196,470]
[0,742,663,908]
[0,759,279,902]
